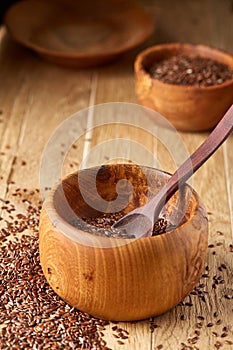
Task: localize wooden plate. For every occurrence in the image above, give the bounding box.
[4,0,155,67]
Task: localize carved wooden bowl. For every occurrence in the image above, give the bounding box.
[39,164,208,321]
[134,43,233,131]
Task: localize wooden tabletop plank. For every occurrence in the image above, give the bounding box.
[0,30,93,196]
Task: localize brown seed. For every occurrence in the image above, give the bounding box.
[117,340,125,345]
[207,322,214,327]
[188,336,198,344]
[221,333,228,338]
[216,230,224,235]
[225,340,233,345]
[216,319,223,325]
[201,295,206,302]
[197,316,205,320]
[214,341,222,349]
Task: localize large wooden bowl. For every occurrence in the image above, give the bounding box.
[4,0,154,68]
[39,164,208,321]
[134,43,233,131]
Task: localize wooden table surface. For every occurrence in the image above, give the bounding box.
[0,0,232,349]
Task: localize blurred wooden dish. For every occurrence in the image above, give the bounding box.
[39,164,208,321]
[4,0,154,67]
[134,43,233,131]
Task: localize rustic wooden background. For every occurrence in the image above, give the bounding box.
[0,0,232,349]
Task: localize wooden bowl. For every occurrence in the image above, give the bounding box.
[4,0,154,68]
[39,164,208,321]
[134,43,233,131]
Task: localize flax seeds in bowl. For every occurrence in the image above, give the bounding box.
[134,43,233,131]
[71,211,175,239]
[149,54,233,87]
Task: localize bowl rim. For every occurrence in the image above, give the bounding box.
[134,42,233,91]
[41,164,205,247]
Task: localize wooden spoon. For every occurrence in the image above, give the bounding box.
[113,104,233,238]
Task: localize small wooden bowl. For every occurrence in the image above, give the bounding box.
[39,164,208,321]
[134,43,233,131]
[4,0,154,68]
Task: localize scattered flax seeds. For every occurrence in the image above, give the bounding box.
[176,257,233,348]
[0,235,111,349]
[0,192,113,349]
[111,325,129,345]
[149,318,159,333]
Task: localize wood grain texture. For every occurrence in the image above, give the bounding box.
[0,0,233,348]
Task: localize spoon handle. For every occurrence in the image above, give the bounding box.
[149,104,233,220]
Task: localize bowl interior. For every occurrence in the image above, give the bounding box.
[50,164,194,239]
